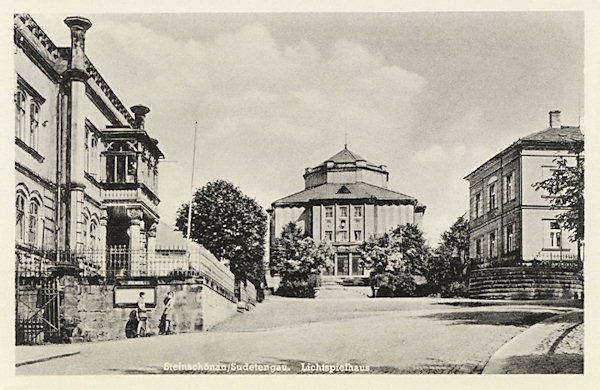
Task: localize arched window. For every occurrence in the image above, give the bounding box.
[28,199,39,246]
[89,221,97,250]
[15,91,26,139]
[82,213,89,250]
[16,193,26,242]
[29,102,40,149]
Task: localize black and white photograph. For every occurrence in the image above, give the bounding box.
[5,1,597,385]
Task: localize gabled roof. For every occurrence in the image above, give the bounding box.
[464,125,583,180]
[325,147,366,163]
[520,126,583,143]
[272,182,417,206]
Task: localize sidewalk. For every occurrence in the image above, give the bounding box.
[482,309,583,374]
[16,343,81,367]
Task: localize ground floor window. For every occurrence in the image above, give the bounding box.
[544,220,562,249]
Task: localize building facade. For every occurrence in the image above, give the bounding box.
[14,14,164,275]
[464,111,583,268]
[270,147,426,278]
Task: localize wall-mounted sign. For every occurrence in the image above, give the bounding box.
[114,286,157,308]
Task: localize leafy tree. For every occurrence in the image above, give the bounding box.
[361,224,430,297]
[175,180,267,287]
[533,141,584,247]
[270,222,333,298]
[270,222,333,297]
[425,216,471,297]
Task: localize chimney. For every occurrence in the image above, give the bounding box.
[64,17,92,76]
[131,105,150,129]
[549,110,562,129]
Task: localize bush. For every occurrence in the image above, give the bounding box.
[440,281,468,298]
[276,276,320,298]
[393,274,417,297]
[371,272,417,297]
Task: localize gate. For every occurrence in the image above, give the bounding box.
[16,277,61,345]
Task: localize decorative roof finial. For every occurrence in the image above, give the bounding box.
[344,128,348,149]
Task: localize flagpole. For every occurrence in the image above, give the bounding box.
[187,121,199,244]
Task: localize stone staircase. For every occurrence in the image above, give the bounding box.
[469,267,583,300]
[315,277,371,299]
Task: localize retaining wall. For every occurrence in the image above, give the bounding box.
[468,267,583,300]
[59,276,239,342]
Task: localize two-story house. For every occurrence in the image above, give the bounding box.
[464,110,583,268]
[15,14,164,276]
[269,146,426,278]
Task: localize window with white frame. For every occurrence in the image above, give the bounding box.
[16,193,25,242]
[84,128,90,173]
[504,172,515,202]
[90,220,98,250]
[475,237,482,259]
[324,206,333,218]
[324,230,333,241]
[504,223,516,253]
[488,230,497,258]
[27,200,39,246]
[353,206,363,218]
[105,142,137,183]
[29,102,40,150]
[488,183,497,211]
[544,220,563,249]
[354,230,363,241]
[474,192,482,218]
[339,206,348,218]
[82,214,89,250]
[15,80,44,152]
[15,90,26,139]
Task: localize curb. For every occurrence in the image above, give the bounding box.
[16,351,81,367]
[482,310,583,374]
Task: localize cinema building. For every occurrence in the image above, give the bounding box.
[270,147,426,278]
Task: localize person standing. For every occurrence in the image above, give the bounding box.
[136,292,147,336]
[162,291,174,335]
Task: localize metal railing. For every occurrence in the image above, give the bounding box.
[16,245,236,297]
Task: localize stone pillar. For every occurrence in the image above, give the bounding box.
[64,16,92,189]
[63,17,92,254]
[127,208,143,276]
[147,222,157,275]
[130,105,150,130]
[98,210,108,276]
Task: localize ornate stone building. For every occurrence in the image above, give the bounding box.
[14,14,164,273]
[270,146,426,278]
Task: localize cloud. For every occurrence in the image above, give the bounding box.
[39,16,428,229]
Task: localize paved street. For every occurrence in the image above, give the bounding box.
[16,286,578,375]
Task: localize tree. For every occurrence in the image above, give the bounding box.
[533,141,584,244]
[175,180,267,287]
[361,223,431,297]
[425,215,471,297]
[270,222,333,298]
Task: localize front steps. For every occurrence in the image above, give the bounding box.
[469,267,583,300]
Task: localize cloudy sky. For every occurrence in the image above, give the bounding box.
[32,12,583,245]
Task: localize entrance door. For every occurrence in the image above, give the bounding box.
[350,253,362,276]
[336,253,349,276]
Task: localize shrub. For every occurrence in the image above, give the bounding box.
[276,276,320,298]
